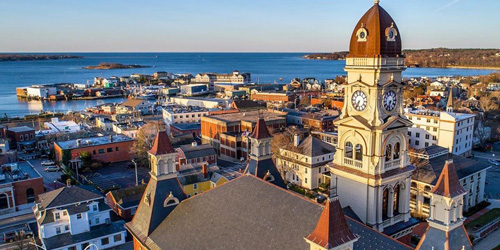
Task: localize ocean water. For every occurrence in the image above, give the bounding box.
[0,53,496,117]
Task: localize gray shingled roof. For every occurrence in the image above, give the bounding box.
[411,153,490,185]
[298,135,336,157]
[179,144,216,159]
[37,186,102,210]
[145,176,411,250]
[417,226,472,250]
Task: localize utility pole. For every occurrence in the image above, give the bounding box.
[132,159,138,186]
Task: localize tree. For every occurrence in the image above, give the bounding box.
[14,230,34,250]
[79,151,92,168]
[131,123,160,167]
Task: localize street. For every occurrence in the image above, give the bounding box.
[25,158,64,191]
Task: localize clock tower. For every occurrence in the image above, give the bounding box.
[330,0,416,236]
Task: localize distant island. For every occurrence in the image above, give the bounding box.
[303,48,500,69]
[84,62,150,70]
[0,54,82,62]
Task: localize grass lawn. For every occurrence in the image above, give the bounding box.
[465,208,500,230]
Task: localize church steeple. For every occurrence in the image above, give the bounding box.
[148,130,177,178]
[416,159,473,250]
[446,89,454,113]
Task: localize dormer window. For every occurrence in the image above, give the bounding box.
[54,212,60,220]
[164,192,180,207]
[356,24,368,42]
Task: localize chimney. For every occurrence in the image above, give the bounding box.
[76,139,81,147]
[191,141,198,147]
[202,163,208,178]
[109,135,113,142]
[293,134,300,147]
[66,179,72,188]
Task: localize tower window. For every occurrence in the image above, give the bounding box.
[385,144,392,161]
[393,142,400,159]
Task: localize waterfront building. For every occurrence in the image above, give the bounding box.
[54,135,134,164]
[415,159,474,250]
[0,162,44,218]
[406,106,475,157]
[162,105,209,126]
[194,70,251,90]
[26,85,57,99]
[328,0,418,240]
[201,110,286,160]
[34,185,127,250]
[409,145,489,217]
[276,134,335,189]
[117,99,153,115]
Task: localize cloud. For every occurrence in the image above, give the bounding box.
[435,0,461,12]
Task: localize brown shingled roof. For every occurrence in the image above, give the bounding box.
[348,1,402,58]
[305,196,358,249]
[149,130,175,155]
[249,118,272,139]
[431,159,467,198]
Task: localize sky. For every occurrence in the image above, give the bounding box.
[1,0,499,52]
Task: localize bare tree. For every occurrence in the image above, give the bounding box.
[131,123,160,167]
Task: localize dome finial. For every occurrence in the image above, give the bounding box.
[375,0,380,4]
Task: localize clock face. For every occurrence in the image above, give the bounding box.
[352,90,367,111]
[383,90,397,111]
[360,32,366,39]
[388,30,394,39]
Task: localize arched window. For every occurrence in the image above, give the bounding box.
[382,189,389,220]
[393,184,400,216]
[393,142,401,159]
[345,142,353,159]
[385,144,392,161]
[355,144,363,161]
[26,188,35,203]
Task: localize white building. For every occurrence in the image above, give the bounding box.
[169,96,232,109]
[162,106,209,126]
[180,84,208,96]
[44,118,81,134]
[406,108,475,157]
[409,146,489,217]
[26,85,57,99]
[276,135,335,190]
[34,186,127,250]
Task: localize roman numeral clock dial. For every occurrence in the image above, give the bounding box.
[352,90,367,111]
[383,90,397,111]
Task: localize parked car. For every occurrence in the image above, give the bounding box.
[44,166,60,172]
[488,159,500,166]
[41,160,55,166]
[2,229,32,243]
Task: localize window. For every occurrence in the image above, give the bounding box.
[93,150,96,155]
[76,214,82,219]
[385,144,392,161]
[416,141,420,146]
[393,143,400,159]
[408,131,411,136]
[26,188,35,203]
[382,189,389,220]
[56,227,61,234]
[65,225,69,231]
[305,178,308,184]
[55,213,60,220]
[93,204,98,211]
[318,168,321,173]
[394,185,400,215]
[63,211,67,216]
[425,134,430,139]
[114,234,122,242]
[101,237,110,245]
[425,142,429,147]
[345,142,353,159]
[305,168,308,174]
[116,147,119,151]
[416,133,420,138]
[68,246,76,250]
[96,218,100,224]
[433,127,437,132]
[98,149,105,154]
[193,183,198,189]
[107,148,113,152]
[20,135,24,141]
[355,144,363,161]
[432,136,437,140]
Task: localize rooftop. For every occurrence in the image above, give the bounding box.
[206,110,285,123]
[0,162,41,185]
[7,126,35,133]
[55,134,133,150]
[171,122,201,131]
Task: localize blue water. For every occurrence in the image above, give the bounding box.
[0,53,497,117]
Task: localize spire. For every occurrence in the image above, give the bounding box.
[374,0,380,5]
[431,159,466,198]
[149,130,175,155]
[249,116,272,140]
[305,196,358,249]
[446,88,454,112]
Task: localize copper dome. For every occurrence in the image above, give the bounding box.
[348,2,402,58]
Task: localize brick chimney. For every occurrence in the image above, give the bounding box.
[202,163,208,178]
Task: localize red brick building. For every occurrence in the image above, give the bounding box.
[5,126,36,150]
[106,185,146,220]
[251,92,294,103]
[54,135,134,164]
[201,111,286,160]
